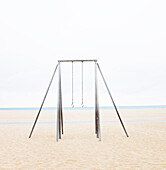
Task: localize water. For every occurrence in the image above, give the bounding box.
[0,105,166,125]
[0,105,166,110]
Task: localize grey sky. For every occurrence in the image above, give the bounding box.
[0,0,166,107]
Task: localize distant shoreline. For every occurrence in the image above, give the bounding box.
[0,105,166,110]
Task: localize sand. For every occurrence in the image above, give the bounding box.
[0,108,166,169]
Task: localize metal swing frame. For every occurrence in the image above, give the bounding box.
[29,59,129,142]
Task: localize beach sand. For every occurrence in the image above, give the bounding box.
[0,108,166,169]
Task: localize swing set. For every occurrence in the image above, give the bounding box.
[29,59,129,141]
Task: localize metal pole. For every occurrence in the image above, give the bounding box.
[29,64,58,138]
[59,63,62,139]
[71,61,74,107]
[95,62,97,135]
[60,85,64,135]
[97,63,129,137]
[58,60,97,62]
[81,61,84,107]
[95,62,101,141]
[56,62,61,142]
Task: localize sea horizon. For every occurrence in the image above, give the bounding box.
[0,105,166,110]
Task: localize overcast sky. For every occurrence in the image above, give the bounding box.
[0,0,166,107]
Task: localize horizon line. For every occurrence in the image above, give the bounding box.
[0,105,166,110]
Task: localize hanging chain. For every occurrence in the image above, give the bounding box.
[81,61,84,107]
[71,61,74,107]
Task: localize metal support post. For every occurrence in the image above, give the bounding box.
[59,63,62,139]
[95,62,101,141]
[29,64,58,138]
[97,63,129,137]
[60,86,63,135]
[56,62,61,141]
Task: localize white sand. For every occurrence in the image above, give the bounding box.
[0,108,166,169]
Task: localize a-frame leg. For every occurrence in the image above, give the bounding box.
[60,87,64,135]
[56,62,63,141]
[29,64,58,138]
[56,62,61,141]
[95,62,97,135]
[59,65,62,139]
[97,63,129,137]
[95,62,101,141]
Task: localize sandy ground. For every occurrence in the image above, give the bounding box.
[0,108,166,169]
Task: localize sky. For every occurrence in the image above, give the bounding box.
[0,0,166,107]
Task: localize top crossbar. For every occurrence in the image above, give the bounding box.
[58,59,97,62]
